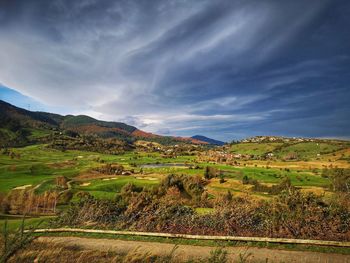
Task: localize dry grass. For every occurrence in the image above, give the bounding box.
[8,241,155,263]
[76,171,110,180]
[7,240,203,263]
[207,179,272,200]
[242,159,350,170]
[208,178,333,200]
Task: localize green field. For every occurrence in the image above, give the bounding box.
[0,141,349,259]
[229,141,348,161]
[218,165,328,186]
[0,144,333,197]
[0,141,345,215]
[273,142,345,160]
[74,177,160,199]
[0,214,53,231]
[0,145,107,192]
[230,142,282,155]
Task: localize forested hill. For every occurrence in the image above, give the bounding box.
[191,135,225,146]
[0,100,207,147]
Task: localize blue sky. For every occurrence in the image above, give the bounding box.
[0,0,349,141]
[0,85,75,114]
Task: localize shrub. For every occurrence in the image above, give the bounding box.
[55,196,125,227]
[57,190,73,205]
[204,166,218,179]
[54,176,350,241]
[327,168,350,192]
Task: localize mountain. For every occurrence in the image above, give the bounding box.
[191,135,225,146]
[0,100,207,146]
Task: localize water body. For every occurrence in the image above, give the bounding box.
[139,163,189,168]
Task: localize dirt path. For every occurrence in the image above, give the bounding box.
[37,236,350,263]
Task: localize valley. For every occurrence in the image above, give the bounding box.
[1,101,350,262]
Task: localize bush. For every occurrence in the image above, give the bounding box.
[57,190,73,205]
[161,174,206,202]
[55,196,125,227]
[325,168,350,192]
[204,166,218,179]
[54,177,350,241]
[242,175,250,185]
[252,177,293,195]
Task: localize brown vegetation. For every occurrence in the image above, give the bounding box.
[54,174,350,241]
[47,135,132,154]
[66,124,131,136]
[131,129,160,139]
[93,163,124,175]
[4,238,234,263]
[3,190,59,215]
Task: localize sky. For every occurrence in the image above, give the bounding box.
[0,0,350,141]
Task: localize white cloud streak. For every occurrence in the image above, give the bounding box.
[0,0,344,140]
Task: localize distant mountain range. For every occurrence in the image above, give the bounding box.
[0,100,222,146]
[191,135,225,146]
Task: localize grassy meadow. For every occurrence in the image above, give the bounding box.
[0,142,343,206]
[0,140,349,224]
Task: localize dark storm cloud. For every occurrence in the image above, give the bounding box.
[0,0,349,141]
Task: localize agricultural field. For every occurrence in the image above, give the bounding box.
[230,141,350,160]
[273,142,348,160]
[230,142,283,155]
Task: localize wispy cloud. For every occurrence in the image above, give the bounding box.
[0,0,349,140]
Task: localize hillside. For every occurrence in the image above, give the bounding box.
[241,135,323,143]
[191,135,225,146]
[229,137,350,161]
[0,100,207,147]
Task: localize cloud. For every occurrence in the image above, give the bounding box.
[0,0,349,140]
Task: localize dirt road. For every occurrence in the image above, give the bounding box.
[37,236,350,263]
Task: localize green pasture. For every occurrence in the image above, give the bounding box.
[141,161,329,187]
[229,141,349,161]
[0,128,16,140]
[274,142,345,160]
[26,128,52,140]
[74,176,160,198]
[0,144,331,198]
[0,144,192,194]
[0,215,53,232]
[230,142,282,155]
[34,179,61,194]
[0,145,120,192]
[115,152,195,166]
[217,165,328,187]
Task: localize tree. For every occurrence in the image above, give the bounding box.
[204,166,218,179]
[242,175,249,184]
[204,166,210,179]
[327,168,350,193]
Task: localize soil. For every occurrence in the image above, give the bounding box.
[36,236,350,263]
